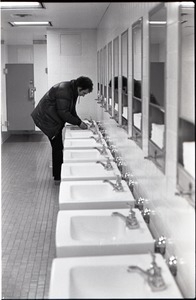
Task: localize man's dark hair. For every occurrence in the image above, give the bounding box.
[76,76,93,92]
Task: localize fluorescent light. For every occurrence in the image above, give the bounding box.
[0,2,44,9]
[149,21,167,25]
[9,21,52,27]
[180,2,195,7]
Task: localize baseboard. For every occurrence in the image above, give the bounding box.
[1,131,11,144]
[8,130,43,135]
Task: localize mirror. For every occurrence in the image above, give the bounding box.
[148,3,166,172]
[108,41,112,115]
[121,29,128,131]
[99,48,104,102]
[177,3,195,207]
[97,50,100,99]
[103,46,107,109]
[113,36,119,123]
[132,17,143,147]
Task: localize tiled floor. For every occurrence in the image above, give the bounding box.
[1,134,59,299]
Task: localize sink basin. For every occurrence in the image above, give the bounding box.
[63,148,113,162]
[65,130,100,139]
[49,254,183,299]
[55,208,155,257]
[59,180,135,210]
[63,138,107,149]
[61,162,121,181]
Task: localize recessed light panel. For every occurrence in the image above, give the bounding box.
[0,2,44,10]
[9,21,52,27]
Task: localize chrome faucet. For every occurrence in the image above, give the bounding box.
[96,157,113,170]
[90,135,102,143]
[103,175,124,192]
[94,144,108,155]
[89,127,97,135]
[112,204,139,229]
[127,252,166,292]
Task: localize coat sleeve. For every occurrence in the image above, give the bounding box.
[56,98,82,126]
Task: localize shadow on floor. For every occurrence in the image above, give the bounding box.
[5,133,48,143]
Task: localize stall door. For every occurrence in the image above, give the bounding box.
[5,64,35,131]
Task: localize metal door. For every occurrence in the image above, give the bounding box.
[5,64,36,131]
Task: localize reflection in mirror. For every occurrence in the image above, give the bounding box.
[108,41,112,115]
[100,48,104,101]
[148,3,166,172]
[132,18,143,147]
[177,2,195,207]
[113,36,119,123]
[103,46,107,109]
[97,51,100,100]
[121,30,128,131]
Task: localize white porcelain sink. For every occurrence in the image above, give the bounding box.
[63,148,113,162]
[55,208,155,257]
[61,161,120,181]
[63,138,107,149]
[49,254,183,299]
[59,179,135,210]
[65,130,100,139]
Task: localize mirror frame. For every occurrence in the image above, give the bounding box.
[148,2,167,173]
[131,17,143,148]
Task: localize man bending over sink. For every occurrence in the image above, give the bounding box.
[31,76,93,184]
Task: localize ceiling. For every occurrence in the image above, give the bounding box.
[1,2,110,45]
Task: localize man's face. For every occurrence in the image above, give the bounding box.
[78,88,89,97]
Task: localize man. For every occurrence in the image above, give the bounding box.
[31,76,93,184]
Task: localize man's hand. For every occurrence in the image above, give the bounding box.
[79,121,88,130]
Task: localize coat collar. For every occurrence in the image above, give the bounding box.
[70,79,78,100]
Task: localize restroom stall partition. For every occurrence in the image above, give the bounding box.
[121,29,128,131]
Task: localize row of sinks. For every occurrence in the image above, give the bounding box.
[49,123,183,299]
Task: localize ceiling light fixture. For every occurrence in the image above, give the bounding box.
[180,2,194,7]
[0,2,45,10]
[149,21,167,25]
[9,21,52,27]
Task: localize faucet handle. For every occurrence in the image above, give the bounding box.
[126,202,134,210]
[126,202,136,218]
[148,252,162,276]
[116,174,122,183]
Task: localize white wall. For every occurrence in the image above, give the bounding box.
[47,28,98,121]
[33,43,48,131]
[97,2,195,298]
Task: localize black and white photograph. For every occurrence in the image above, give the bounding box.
[1,1,195,299]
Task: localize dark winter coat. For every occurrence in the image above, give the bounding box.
[31,80,82,139]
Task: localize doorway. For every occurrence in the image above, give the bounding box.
[5,64,35,131]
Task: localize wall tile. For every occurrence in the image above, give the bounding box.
[97,2,195,298]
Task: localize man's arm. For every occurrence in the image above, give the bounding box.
[56,98,81,125]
